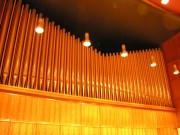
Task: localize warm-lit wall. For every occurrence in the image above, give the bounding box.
[0,85,178,135]
[161,33,180,126]
[0,0,172,107]
[0,0,178,134]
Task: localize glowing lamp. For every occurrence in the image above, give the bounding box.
[161,0,169,5]
[35,18,44,34]
[83,32,91,47]
[121,44,128,57]
[173,64,179,75]
[150,56,157,67]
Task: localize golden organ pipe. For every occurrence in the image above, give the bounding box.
[9,5,29,86]
[99,52,103,99]
[46,21,55,92]
[1,0,22,84]
[70,35,73,95]
[104,54,108,100]
[0,0,174,110]
[96,50,99,98]
[42,23,51,91]
[35,26,44,90]
[106,53,110,100]
[54,25,60,92]
[0,0,14,64]
[59,29,65,93]
[39,18,49,90]
[81,41,85,96]
[66,32,70,94]
[63,32,68,94]
[8,4,24,85]
[77,39,81,96]
[117,53,122,101]
[26,14,38,88]
[20,9,36,88]
[17,9,31,87]
[142,50,149,104]
[50,26,57,92]
[86,46,90,97]
[57,29,62,93]
[73,39,78,95]
[31,14,43,89]
[0,0,7,25]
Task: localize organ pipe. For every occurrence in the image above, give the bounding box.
[0,0,173,107]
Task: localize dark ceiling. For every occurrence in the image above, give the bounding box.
[22,0,180,53]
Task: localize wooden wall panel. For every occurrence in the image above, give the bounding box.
[161,33,180,126]
[0,86,178,135]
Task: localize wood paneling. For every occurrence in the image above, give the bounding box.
[161,32,180,126]
[0,85,178,135]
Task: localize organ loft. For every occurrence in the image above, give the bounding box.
[0,0,180,134]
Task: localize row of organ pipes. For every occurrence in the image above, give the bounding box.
[0,0,172,107]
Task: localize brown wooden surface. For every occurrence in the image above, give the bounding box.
[0,84,176,112]
[161,32,180,126]
[0,84,178,134]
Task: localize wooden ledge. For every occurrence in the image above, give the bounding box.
[0,84,176,112]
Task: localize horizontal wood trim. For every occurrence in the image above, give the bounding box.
[0,84,176,112]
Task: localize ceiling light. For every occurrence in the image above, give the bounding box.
[161,0,169,5]
[121,44,128,57]
[35,18,44,34]
[83,32,91,47]
[150,56,157,67]
[173,64,179,75]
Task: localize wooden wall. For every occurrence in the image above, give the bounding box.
[0,0,173,107]
[0,85,178,135]
[161,33,180,126]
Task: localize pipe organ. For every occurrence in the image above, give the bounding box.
[0,0,178,134]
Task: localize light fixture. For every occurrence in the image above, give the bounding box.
[173,64,179,75]
[83,32,91,47]
[121,44,128,57]
[150,56,157,67]
[35,18,44,34]
[161,0,169,5]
